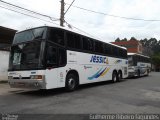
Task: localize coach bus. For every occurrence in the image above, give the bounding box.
[128,53,151,77]
[8,26,128,91]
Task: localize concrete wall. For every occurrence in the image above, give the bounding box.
[0,51,9,81]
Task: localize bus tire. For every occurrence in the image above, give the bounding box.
[112,71,118,83]
[138,70,140,77]
[146,69,149,76]
[118,71,122,82]
[65,73,78,91]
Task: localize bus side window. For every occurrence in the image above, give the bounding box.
[105,43,112,56]
[94,41,104,54]
[113,46,119,57]
[82,37,93,51]
[67,32,82,50]
[59,48,66,66]
[67,32,74,48]
[74,34,82,49]
[49,28,64,46]
[46,46,57,67]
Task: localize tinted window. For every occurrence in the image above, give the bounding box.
[104,44,112,55]
[113,46,119,57]
[95,41,104,53]
[9,41,42,70]
[59,48,66,66]
[13,27,47,44]
[46,46,57,67]
[48,28,64,46]
[132,55,137,66]
[67,32,74,48]
[83,37,93,51]
[119,48,127,58]
[123,49,127,58]
[74,34,81,49]
[67,32,82,49]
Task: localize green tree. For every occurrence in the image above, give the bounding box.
[115,38,121,42]
[130,37,137,41]
[140,38,148,47]
[121,38,127,41]
[152,53,160,66]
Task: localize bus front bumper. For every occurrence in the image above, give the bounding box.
[8,79,46,89]
[128,72,135,77]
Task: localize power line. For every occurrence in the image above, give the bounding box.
[0,0,97,38]
[65,20,99,38]
[65,3,160,22]
[0,0,59,21]
[64,0,75,15]
[0,2,92,36]
[0,5,59,26]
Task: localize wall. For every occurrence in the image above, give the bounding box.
[111,40,143,54]
[0,51,9,81]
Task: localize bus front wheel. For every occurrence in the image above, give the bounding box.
[65,73,78,91]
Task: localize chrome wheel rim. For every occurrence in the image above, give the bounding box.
[119,74,122,80]
[68,78,75,89]
[113,75,116,82]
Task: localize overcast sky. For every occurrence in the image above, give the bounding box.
[1,0,160,42]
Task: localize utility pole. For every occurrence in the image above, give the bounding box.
[60,0,65,27]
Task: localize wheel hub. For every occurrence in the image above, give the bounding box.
[68,78,75,88]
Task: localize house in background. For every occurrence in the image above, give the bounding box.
[111,39,143,54]
[0,26,16,81]
[112,39,155,71]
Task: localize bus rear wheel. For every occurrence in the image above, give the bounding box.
[65,73,78,91]
[147,69,149,76]
[112,71,118,83]
[138,70,140,77]
[118,71,122,82]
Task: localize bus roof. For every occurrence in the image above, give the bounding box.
[127,53,150,58]
[17,25,126,50]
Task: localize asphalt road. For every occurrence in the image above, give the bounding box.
[0,72,160,114]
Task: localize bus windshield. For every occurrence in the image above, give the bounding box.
[9,41,43,71]
[13,27,47,44]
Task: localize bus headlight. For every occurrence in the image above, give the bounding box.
[30,75,43,80]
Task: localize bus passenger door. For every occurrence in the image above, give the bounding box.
[45,45,58,89]
[57,48,67,88]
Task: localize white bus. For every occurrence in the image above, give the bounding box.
[128,53,151,77]
[8,26,128,91]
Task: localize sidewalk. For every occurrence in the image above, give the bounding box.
[0,81,30,95]
[0,83,10,95]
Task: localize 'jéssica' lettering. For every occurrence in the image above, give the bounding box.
[90,55,107,64]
